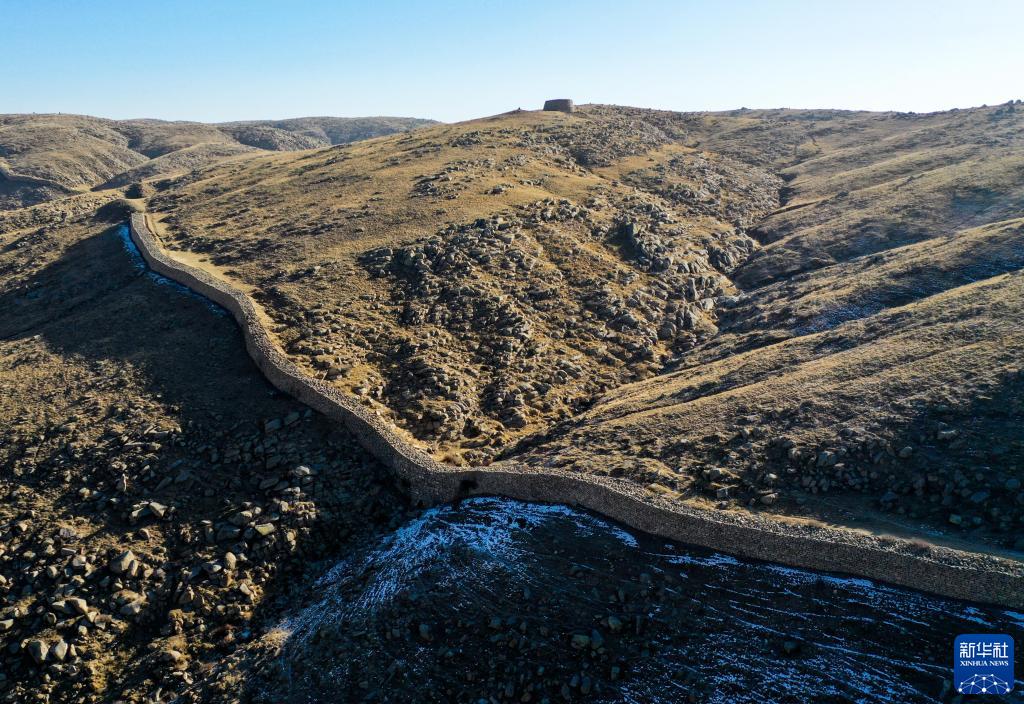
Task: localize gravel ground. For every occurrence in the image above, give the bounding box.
[239,497,1023,704]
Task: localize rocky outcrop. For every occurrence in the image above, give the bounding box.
[0,162,78,193]
[128,213,1024,608]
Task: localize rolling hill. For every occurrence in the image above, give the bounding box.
[1,100,1022,703]
[142,101,1024,553]
[0,113,437,209]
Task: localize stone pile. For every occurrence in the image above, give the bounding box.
[0,387,405,702]
[343,187,773,461]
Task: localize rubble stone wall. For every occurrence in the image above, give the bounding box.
[129,213,1024,608]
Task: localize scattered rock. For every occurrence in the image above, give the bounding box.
[109,549,136,574]
[26,639,48,664]
[571,634,591,650]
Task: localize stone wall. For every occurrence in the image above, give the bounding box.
[128,213,1024,607]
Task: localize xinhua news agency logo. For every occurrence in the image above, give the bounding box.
[954,634,1014,695]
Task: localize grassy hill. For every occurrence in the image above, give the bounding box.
[0,113,437,209]
[1,100,1023,702]
[219,116,447,149]
[0,195,406,701]
[144,102,1024,552]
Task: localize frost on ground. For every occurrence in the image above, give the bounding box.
[264,498,1022,703]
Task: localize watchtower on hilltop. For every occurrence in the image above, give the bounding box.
[543,98,575,113]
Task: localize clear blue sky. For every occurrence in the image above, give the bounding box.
[2,0,1021,123]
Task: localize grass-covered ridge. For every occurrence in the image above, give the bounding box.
[143,102,1024,553]
[0,113,436,209]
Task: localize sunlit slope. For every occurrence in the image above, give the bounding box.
[0,113,435,209]
[520,261,1023,543]
[148,108,781,463]
[689,104,1024,287]
[149,102,1024,549]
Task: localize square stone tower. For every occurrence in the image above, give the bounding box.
[543,99,575,113]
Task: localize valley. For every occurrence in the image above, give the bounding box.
[1,101,1022,703]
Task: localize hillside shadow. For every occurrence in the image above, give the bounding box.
[0,221,411,697]
[789,367,1024,558]
[0,222,290,430]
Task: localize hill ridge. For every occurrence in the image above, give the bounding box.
[0,113,438,209]
[118,212,1024,608]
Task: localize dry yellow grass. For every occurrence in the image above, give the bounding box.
[0,101,1022,701]
[141,102,1024,552]
[0,113,434,209]
[146,109,780,463]
[0,197,408,702]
